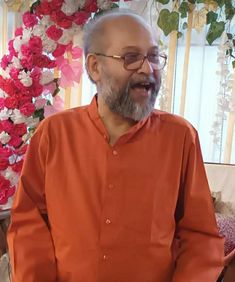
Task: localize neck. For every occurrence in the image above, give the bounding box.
[97,94,136,145]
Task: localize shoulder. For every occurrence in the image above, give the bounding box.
[151,109,197,136]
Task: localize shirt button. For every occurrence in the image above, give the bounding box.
[103,254,108,260]
[112,150,118,156]
[108,184,114,189]
[105,219,111,225]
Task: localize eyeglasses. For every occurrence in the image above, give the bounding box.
[93,52,167,71]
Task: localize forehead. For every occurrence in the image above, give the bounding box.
[102,15,158,53]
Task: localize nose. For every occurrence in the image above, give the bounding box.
[137,57,154,74]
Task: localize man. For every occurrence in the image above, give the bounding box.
[8,9,224,282]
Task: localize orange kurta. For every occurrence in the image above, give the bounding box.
[7,96,224,282]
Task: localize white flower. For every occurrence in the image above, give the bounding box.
[42,36,57,53]
[0,131,11,144]
[3,168,19,186]
[33,24,45,37]
[13,36,23,52]
[11,109,27,124]
[25,116,40,128]
[40,71,54,85]
[97,0,113,10]
[58,30,73,45]
[18,70,33,87]
[0,107,12,120]
[22,28,31,42]
[12,56,22,69]
[40,15,52,27]
[77,0,86,9]
[61,0,79,16]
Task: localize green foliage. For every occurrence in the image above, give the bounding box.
[206,11,218,24]
[155,0,170,4]
[224,0,235,20]
[157,9,179,36]
[179,1,190,18]
[206,21,225,45]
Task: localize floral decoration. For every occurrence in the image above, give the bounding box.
[0,0,131,209]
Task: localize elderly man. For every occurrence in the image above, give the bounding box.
[8,9,224,282]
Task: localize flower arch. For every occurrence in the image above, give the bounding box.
[0,0,132,209]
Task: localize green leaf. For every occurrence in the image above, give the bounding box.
[157,9,179,36]
[206,21,225,45]
[232,39,235,46]
[182,22,188,29]
[179,1,190,18]
[227,32,233,39]
[155,0,170,4]
[188,0,196,3]
[206,11,218,24]
[111,3,119,9]
[225,0,235,20]
[217,0,225,7]
[196,0,205,3]
[232,60,235,68]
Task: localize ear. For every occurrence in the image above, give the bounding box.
[85,54,101,83]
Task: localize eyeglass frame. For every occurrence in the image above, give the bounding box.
[92,52,167,71]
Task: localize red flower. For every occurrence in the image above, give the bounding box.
[11,160,24,173]
[36,1,51,16]
[0,120,14,134]
[46,25,63,41]
[0,98,4,110]
[28,36,43,55]
[0,175,10,190]
[0,159,9,170]
[19,102,35,116]
[23,11,38,28]
[84,0,98,13]
[4,97,18,109]
[8,135,22,147]
[8,40,18,57]
[14,144,28,156]
[33,55,56,69]
[74,11,90,26]
[0,185,15,205]
[14,124,27,136]
[52,44,67,57]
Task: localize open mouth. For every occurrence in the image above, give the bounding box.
[131,82,154,92]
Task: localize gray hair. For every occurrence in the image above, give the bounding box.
[83,8,146,58]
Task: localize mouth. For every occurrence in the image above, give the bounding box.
[130,82,155,98]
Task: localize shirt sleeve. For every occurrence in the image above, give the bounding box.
[7,122,57,282]
[172,129,224,282]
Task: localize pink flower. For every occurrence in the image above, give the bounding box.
[15,27,23,36]
[84,1,98,13]
[35,98,46,109]
[8,40,18,57]
[71,46,83,59]
[1,55,12,70]
[52,44,67,57]
[19,102,35,116]
[0,185,15,205]
[21,55,33,70]
[28,36,43,55]
[23,11,38,28]
[46,25,63,41]
[36,1,51,16]
[9,68,20,80]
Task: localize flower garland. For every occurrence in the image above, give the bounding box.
[0,0,131,209]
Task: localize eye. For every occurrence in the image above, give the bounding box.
[147,54,159,63]
[124,53,143,64]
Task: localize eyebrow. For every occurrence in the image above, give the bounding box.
[121,46,159,52]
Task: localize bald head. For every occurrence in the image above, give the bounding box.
[83,9,157,58]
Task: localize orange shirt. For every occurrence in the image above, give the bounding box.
[8,96,224,282]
